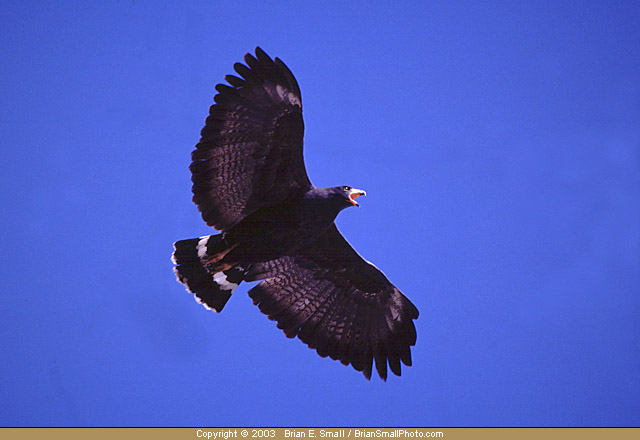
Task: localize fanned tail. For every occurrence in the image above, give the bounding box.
[172,236,245,312]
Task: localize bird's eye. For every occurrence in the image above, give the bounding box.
[343,186,351,191]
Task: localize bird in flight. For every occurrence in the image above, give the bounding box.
[172,47,418,380]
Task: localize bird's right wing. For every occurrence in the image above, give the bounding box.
[245,224,419,380]
[190,47,312,231]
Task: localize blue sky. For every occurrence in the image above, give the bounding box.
[1,0,639,427]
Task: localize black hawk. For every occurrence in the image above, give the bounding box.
[172,47,419,380]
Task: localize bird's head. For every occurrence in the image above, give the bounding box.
[332,185,367,208]
[304,186,367,212]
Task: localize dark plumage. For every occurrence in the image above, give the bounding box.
[172,47,419,380]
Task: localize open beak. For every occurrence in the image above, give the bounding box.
[348,188,366,206]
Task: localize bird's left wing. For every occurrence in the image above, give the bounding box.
[245,224,419,380]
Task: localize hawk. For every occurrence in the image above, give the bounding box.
[172,47,419,380]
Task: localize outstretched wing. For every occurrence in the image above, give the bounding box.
[245,224,419,380]
[190,47,312,231]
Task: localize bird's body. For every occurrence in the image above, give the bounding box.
[212,186,362,268]
[172,48,418,380]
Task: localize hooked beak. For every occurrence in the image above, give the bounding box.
[348,188,366,206]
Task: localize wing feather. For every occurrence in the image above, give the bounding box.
[246,225,419,380]
[191,47,311,231]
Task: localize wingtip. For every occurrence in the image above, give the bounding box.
[244,51,257,64]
